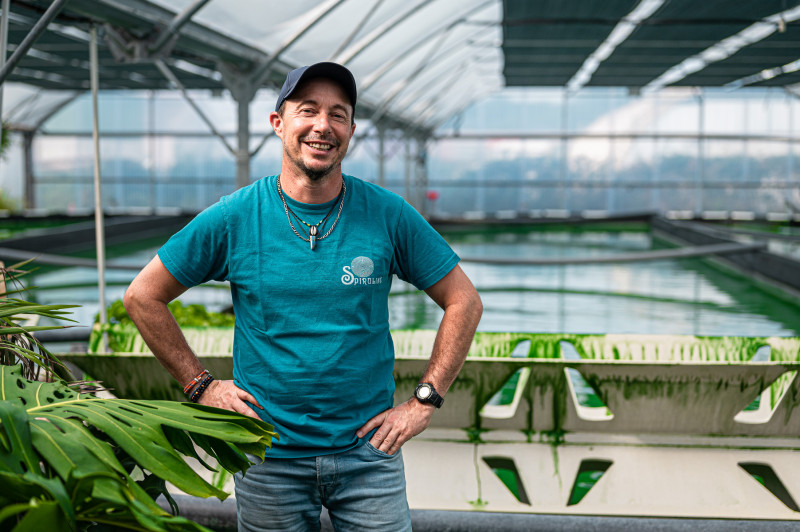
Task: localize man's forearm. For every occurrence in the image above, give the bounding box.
[356,277,481,454]
[421,290,483,396]
[123,294,204,385]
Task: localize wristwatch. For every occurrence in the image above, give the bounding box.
[414,382,444,408]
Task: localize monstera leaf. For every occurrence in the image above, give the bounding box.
[0,364,277,531]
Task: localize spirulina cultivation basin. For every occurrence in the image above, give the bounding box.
[61,327,800,520]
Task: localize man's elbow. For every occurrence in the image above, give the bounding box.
[122,280,145,318]
[470,290,483,324]
[122,285,136,315]
[454,287,482,328]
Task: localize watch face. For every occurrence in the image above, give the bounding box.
[417,385,432,399]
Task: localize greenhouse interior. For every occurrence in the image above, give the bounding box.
[2,1,800,531]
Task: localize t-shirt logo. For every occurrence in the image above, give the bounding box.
[342,256,382,285]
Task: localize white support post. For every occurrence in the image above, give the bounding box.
[0,0,9,121]
[377,126,385,188]
[0,0,8,187]
[404,135,411,202]
[236,96,251,189]
[90,26,108,352]
[696,90,705,216]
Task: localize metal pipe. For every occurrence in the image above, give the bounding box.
[249,130,273,158]
[377,126,385,188]
[90,26,108,353]
[367,25,456,124]
[404,136,411,201]
[0,0,69,85]
[335,0,437,65]
[0,0,8,191]
[359,0,494,92]
[386,51,477,118]
[149,0,212,54]
[154,58,236,155]
[408,63,498,128]
[329,0,386,61]
[235,95,250,189]
[23,131,34,209]
[253,0,348,87]
[0,0,10,120]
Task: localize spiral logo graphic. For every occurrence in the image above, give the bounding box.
[351,256,374,278]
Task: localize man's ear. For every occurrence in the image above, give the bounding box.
[269,111,283,138]
[350,121,356,139]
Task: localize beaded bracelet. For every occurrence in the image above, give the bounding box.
[188,374,215,403]
[183,369,210,394]
[184,371,211,398]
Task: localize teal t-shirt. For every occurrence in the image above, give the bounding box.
[158,174,459,458]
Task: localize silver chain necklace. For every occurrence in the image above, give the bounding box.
[277,175,346,250]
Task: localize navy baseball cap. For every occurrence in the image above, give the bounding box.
[274,62,357,113]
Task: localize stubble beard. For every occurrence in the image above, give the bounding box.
[284,141,345,182]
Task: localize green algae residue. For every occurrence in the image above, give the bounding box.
[464,428,489,444]
[90,325,800,364]
[469,443,488,509]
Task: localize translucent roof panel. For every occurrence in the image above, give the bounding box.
[6,0,800,137]
[1,83,84,130]
[147,0,505,131]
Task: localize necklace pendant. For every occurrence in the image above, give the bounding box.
[309,225,318,250]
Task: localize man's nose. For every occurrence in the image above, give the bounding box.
[312,113,332,133]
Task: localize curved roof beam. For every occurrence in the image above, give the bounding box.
[253,0,349,87]
[390,45,496,116]
[367,23,498,127]
[31,90,83,131]
[333,0,439,66]
[726,57,800,89]
[566,0,664,93]
[399,58,473,124]
[329,0,386,61]
[360,0,496,93]
[2,87,83,132]
[422,87,492,132]
[148,0,212,55]
[424,74,499,131]
[405,57,497,125]
[409,60,497,125]
[427,90,489,132]
[366,20,460,124]
[645,3,800,92]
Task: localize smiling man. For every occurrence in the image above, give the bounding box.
[124,62,482,532]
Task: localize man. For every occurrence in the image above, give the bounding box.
[124,62,482,531]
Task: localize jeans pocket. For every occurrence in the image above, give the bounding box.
[364,441,400,459]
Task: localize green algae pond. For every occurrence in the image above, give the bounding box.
[16,220,800,338]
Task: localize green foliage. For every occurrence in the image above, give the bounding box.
[0,364,277,531]
[0,189,18,212]
[0,121,10,161]
[1,260,79,381]
[0,262,278,530]
[101,299,235,327]
[93,300,234,353]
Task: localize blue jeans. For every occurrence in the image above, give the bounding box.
[234,442,412,532]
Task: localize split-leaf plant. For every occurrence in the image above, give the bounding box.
[0,261,277,531]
